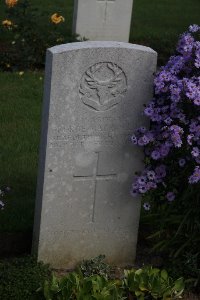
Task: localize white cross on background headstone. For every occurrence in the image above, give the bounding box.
[73,0,134,42]
[73,152,117,222]
[97,0,115,22]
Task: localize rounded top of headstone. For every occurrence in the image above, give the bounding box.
[48,41,157,55]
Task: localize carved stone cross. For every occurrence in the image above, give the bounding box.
[97,0,116,22]
[73,152,117,222]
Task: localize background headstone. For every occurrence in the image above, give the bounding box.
[33,41,157,269]
[73,0,134,42]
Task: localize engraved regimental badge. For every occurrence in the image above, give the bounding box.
[79,62,127,111]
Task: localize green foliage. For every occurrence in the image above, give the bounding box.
[79,255,111,279]
[0,255,50,300]
[169,252,200,293]
[38,271,125,300]
[0,0,77,70]
[39,264,185,300]
[0,255,185,300]
[141,184,200,291]
[124,266,185,300]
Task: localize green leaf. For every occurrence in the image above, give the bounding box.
[43,280,52,300]
[174,277,185,292]
[161,270,168,281]
[135,269,143,276]
[139,283,148,292]
[135,290,145,298]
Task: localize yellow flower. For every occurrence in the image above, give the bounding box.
[51,13,65,24]
[19,71,24,76]
[2,19,13,27]
[5,0,18,8]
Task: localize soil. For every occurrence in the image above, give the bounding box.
[183,294,200,300]
[0,232,32,258]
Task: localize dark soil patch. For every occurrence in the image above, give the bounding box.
[0,232,32,257]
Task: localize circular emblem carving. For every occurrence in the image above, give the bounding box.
[79,62,127,111]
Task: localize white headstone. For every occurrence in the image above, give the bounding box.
[33,41,157,269]
[73,0,134,42]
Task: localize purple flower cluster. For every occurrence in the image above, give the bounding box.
[189,166,200,183]
[131,25,200,203]
[131,165,166,196]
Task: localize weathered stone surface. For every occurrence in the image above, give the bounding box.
[73,0,134,42]
[33,41,157,269]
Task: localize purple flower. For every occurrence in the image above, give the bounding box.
[160,145,170,157]
[143,202,151,211]
[187,134,194,145]
[164,117,172,125]
[151,150,161,160]
[137,137,145,146]
[142,135,151,145]
[144,106,154,117]
[194,98,200,106]
[137,176,147,185]
[191,147,199,157]
[132,182,139,190]
[177,33,194,56]
[170,84,181,102]
[195,157,200,164]
[166,192,175,202]
[189,24,200,33]
[131,135,137,144]
[131,25,200,201]
[147,171,156,181]
[179,158,186,167]
[155,165,166,178]
[195,57,200,68]
[189,166,200,183]
[165,55,185,74]
[139,185,148,194]
[138,126,146,133]
[147,181,157,189]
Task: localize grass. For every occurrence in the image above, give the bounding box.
[0,72,43,232]
[0,255,50,300]
[131,0,200,64]
[0,1,200,232]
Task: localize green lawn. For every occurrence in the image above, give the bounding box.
[131,0,200,64]
[0,72,43,232]
[0,0,200,232]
